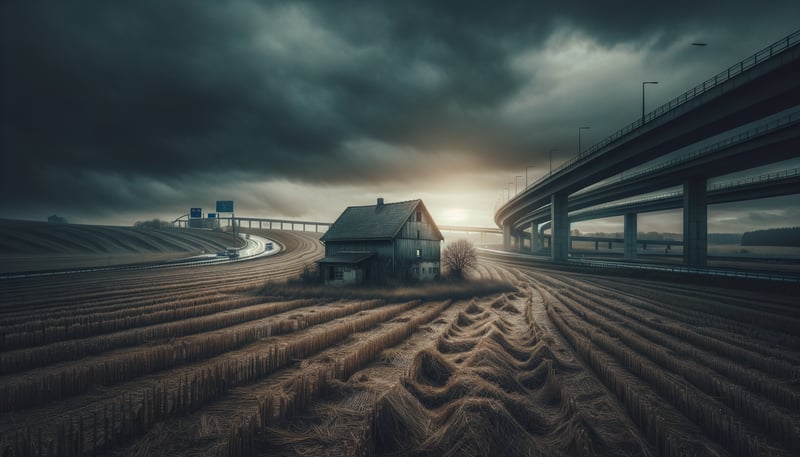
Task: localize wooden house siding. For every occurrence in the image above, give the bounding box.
[318,198,443,283]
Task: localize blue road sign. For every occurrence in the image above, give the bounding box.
[190,208,202,218]
[216,200,234,213]
[208,213,216,219]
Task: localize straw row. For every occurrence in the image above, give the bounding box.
[542,293,727,457]
[555,285,800,411]
[0,293,265,351]
[0,298,386,411]
[552,274,800,365]
[540,284,793,457]
[0,298,327,374]
[212,299,454,457]
[0,299,422,456]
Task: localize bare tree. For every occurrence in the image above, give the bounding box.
[441,239,477,279]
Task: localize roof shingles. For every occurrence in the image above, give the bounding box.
[321,199,442,242]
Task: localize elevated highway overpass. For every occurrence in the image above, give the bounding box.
[495,30,800,266]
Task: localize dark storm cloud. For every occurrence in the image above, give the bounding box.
[2,0,798,220]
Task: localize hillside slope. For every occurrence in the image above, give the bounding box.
[0,219,240,273]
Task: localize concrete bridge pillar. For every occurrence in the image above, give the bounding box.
[517,234,525,252]
[503,224,512,251]
[624,213,638,260]
[683,177,708,267]
[551,193,570,262]
[530,222,539,252]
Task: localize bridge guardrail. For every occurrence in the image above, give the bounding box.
[709,167,800,191]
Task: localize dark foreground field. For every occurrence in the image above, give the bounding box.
[1,228,798,456]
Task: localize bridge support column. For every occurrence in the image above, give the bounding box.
[551,193,570,262]
[683,177,708,267]
[503,224,512,251]
[517,234,525,252]
[530,222,539,252]
[624,213,637,260]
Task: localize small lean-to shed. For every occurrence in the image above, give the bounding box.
[318,198,444,285]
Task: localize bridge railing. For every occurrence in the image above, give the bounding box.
[570,191,683,217]
[574,111,800,194]
[709,167,800,192]
[570,167,800,219]
[522,29,800,194]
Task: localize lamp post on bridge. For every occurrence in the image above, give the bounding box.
[515,175,522,195]
[525,166,537,187]
[508,182,514,201]
[578,127,590,155]
[549,148,560,176]
[642,81,658,125]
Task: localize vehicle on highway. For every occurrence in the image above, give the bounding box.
[217,248,239,258]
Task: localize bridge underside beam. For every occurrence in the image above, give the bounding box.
[683,177,708,267]
[551,193,570,262]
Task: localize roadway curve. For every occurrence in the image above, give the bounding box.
[0,229,324,314]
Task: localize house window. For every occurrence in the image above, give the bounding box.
[333,266,344,280]
[415,249,421,258]
[416,211,422,222]
[417,230,420,239]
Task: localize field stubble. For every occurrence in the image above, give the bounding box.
[0,230,798,456]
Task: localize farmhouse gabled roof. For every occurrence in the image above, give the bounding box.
[321,199,444,242]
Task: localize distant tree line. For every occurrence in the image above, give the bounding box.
[134,219,171,230]
[741,227,800,247]
[708,233,742,245]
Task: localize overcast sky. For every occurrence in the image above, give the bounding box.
[2,1,798,233]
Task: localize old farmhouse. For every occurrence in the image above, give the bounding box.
[318,198,444,285]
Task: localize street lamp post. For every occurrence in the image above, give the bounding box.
[642,81,658,124]
[549,148,560,176]
[508,182,514,200]
[578,127,590,155]
[515,175,522,195]
[525,166,537,187]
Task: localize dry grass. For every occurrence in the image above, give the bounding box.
[263,279,514,303]
[2,227,798,457]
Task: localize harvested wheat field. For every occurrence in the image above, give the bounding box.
[1,228,799,457]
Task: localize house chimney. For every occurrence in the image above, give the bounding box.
[377,197,384,208]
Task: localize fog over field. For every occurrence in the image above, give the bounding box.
[2,1,799,231]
